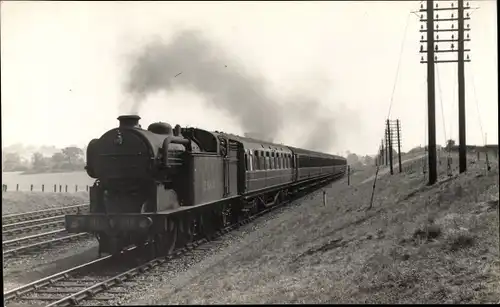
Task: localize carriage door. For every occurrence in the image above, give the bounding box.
[292,154,298,182]
[227,140,240,196]
[222,138,230,197]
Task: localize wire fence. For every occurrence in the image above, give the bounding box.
[2,183,90,193]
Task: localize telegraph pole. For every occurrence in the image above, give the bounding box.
[396,119,402,172]
[387,119,394,175]
[423,0,437,185]
[457,0,467,173]
[419,0,472,183]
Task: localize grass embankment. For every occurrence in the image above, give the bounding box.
[140,156,499,304]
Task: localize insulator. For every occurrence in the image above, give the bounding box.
[451,14,454,18]
[467,54,470,60]
[436,35,439,39]
[436,3,438,8]
[466,12,470,17]
[421,55,424,61]
[436,24,439,29]
[421,4,423,9]
[420,45,424,52]
[435,44,438,51]
[421,35,424,40]
[421,14,424,19]
[421,25,424,29]
[435,55,438,60]
[467,24,470,28]
[467,33,470,39]
[451,3,454,8]
[452,24,454,29]
[452,34,455,39]
[436,14,439,19]
[451,43,455,49]
[466,2,470,7]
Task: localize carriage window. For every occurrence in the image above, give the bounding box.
[265,152,270,170]
[245,153,249,171]
[248,152,253,171]
[270,152,275,170]
[277,154,280,169]
[278,153,282,169]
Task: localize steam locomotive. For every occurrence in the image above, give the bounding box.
[65,115,347,255]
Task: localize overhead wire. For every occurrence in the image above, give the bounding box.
[449,64,458,146]
[469,65,486,145]
[377,11,412,162]
[386,12,412,120]
[435,65,448,146]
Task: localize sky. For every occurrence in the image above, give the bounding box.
[1,0,498,156]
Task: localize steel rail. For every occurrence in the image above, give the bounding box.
[3,233,91,258]
[2,204,89,225]
[2,221,66,237]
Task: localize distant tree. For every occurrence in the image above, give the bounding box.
[62,146,84,165]
[50,152,66,169]
[346,152,361,166]
[3,152,25,171]
[445,139,456,151]
[32,152,49,171]
[363,155,374,166]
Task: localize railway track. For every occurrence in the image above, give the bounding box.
[4,175,337,307]
[3,230,92,259]
[2,205,89,238]
[2,204,89,225]
[2,204,91,258]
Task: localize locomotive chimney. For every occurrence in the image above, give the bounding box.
[174,124,181,136]
[118,115,141,128]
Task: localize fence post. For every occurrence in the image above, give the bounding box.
[59,185,62,193]
[86,185,89,192]
[30,184,33,192]
[323,190,327,206]
[347,165,351,186]
[3,184,7,192]
[486,152,491,171]
[42,184,44,192]
[16,184,19,191]
[65,185,68,193]
[54,184,57,192]
[75,185,78,192]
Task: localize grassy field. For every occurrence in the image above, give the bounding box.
[130,154,499,304]
[2,192,89,215]
[2,171,94,192]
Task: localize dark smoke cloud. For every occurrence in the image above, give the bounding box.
[123,29,352,152]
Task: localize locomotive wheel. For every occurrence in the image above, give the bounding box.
[176,217,194,248]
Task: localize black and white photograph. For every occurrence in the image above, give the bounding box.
[1,0,499,305]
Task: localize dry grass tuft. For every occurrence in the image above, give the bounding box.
[412,223,442,242]
[446,229,475,251]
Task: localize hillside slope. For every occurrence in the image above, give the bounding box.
[132,157,499,304]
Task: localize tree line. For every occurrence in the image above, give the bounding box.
[3,146,86,173]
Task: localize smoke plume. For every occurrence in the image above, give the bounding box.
[123,29,349,152]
